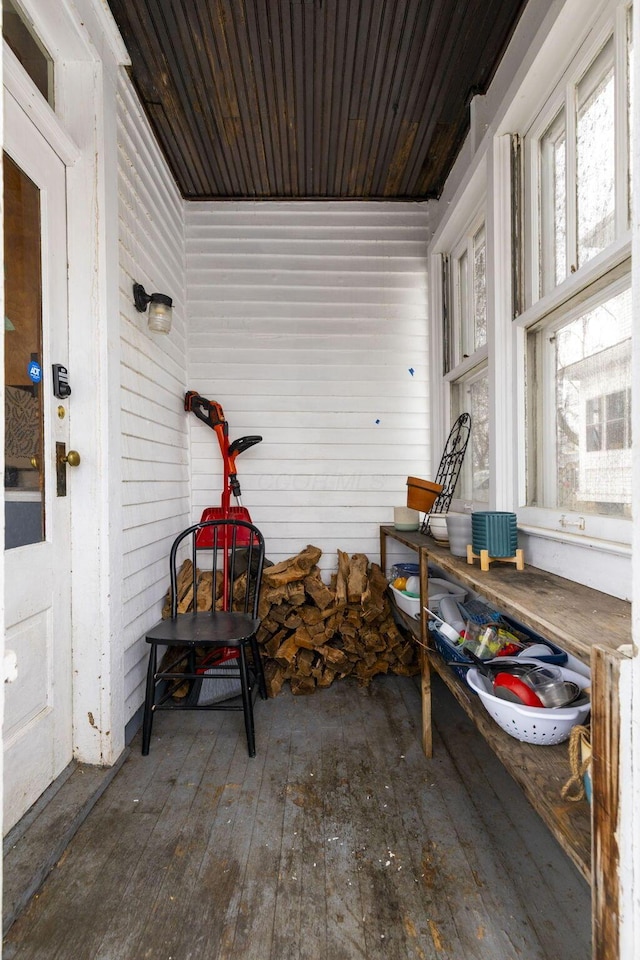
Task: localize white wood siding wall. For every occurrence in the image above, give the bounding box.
[117,78,188,723]
[185,201,430,573]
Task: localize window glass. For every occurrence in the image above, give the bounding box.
[451,366,489,502]
[528,284,631,518]
[534,13,632,302]
[577,42,615,266]
[472,224,487,350]
[454,247,468,360]
[540,110,566,292]
[4,153,45,548]
[2,0,54,106]
[449,217,486,363]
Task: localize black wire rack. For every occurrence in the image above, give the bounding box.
[421,412,472,534]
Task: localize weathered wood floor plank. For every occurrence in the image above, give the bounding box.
[3,676,590,960]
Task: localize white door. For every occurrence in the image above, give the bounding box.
[3,90,74,832]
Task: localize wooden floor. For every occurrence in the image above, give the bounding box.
[3,675,590,960]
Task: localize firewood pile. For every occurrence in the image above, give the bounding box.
[256,544,419,696]
[165,544,419,697]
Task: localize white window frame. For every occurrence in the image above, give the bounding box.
[515,0,633,549]
[524,3,632,309]
[440,199,491,507]
[519,266,632,545]
[449,211,488,366]
[448,358,490,505]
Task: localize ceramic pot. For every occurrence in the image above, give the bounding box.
[471,511,518,557]
[428,514,449,541]
[445,512,472,557]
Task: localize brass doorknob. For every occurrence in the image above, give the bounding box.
[63,450,81,467]
[30,456,40,470]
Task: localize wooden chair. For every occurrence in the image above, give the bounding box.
[141,518,267,757]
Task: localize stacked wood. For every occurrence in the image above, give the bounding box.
[256,545,419,696]
[163,545,419,698]
[161,559,222,618]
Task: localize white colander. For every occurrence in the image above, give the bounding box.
[466,666,591,745]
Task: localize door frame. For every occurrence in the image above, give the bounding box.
[1,0,129,815]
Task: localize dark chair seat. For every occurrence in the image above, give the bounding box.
[145,611,260,646]
[141,519,267,757]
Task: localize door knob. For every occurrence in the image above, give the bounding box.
[62,450,81,467]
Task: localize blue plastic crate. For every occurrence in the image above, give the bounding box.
[455,599,567,666]
[457,597,503,625]
[428,623,472,684]
[499,614,568,665]
[429,614,568,686]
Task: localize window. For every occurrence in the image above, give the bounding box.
[451,365,489,503]
[526,280,631,522]
[2,0,54,106]
[442,207,489,504]
[449,218,487,366]
[520,2,633,545]
[585,390,631,452]
[533,9,632,300]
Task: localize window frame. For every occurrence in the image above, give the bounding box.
[519,264,632,544]
[435,190,491,508]
[515,1,633,548]
[2,0,55,107]
[524,4,632,309]
[448,359,490,506]
[448,208,488,368]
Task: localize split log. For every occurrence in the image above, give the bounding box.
[304,567,336,610]
[347,553,369,602]
[290,676,317,696]
[361,563,389,622]
[334,550,350,604]
[264,661,286,698]
[261,544,322,587]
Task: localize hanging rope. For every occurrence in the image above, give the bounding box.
[560,725,591,802]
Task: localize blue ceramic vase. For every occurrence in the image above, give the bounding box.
[471,511,518,558]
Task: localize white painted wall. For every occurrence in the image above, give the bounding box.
[117,77,188,724]
[185,201,430,572]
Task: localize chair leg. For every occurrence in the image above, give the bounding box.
[238,643,256,757]
[141,645,157,756]
[250,635,268,700]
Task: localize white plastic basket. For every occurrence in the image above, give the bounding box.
[466,665,591,745]
[389,583,421,617]
[390,578,467,618]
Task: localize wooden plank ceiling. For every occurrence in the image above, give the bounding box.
[107,0,529,201]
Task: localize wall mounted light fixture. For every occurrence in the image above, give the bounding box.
[133,282,173,334]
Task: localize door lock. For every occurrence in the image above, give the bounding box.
[56,444,81,496]
[62,450,81,467]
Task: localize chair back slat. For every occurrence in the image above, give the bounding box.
[168,519,265,619]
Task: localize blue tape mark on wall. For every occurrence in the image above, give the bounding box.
[408,367,415,376]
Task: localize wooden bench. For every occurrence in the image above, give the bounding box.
[380,524,631,960]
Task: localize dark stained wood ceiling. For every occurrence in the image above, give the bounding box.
[107,0,529,201]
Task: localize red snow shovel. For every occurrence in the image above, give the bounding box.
[184,391,262,548]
